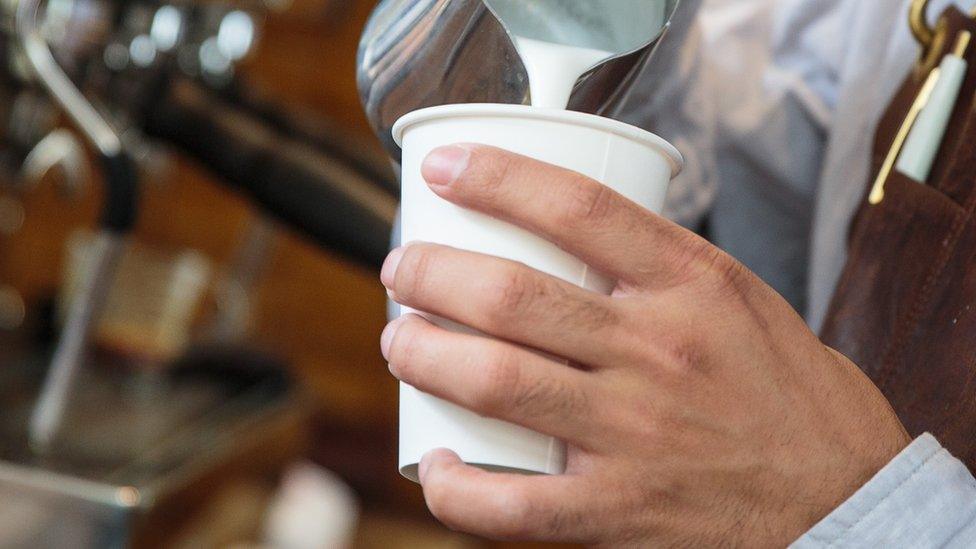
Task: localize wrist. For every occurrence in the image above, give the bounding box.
[788,413,911,542]
[794,434,976,547]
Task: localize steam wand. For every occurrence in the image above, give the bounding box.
[17,0,140,451]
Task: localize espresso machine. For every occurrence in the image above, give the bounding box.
[0,0,699,543]
[0,1,396,546]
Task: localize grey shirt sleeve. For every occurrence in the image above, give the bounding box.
[792,433,976,548]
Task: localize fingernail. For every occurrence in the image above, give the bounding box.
[380,316,406,360]
[422,145,471,186]
[381,246,405,288]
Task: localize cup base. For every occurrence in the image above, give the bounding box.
[399,461,546,483]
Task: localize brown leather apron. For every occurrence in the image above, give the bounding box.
[821,7,976,469]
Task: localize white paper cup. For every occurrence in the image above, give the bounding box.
[392,104,682,482]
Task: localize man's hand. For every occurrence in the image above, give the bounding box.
[379,144,911,547]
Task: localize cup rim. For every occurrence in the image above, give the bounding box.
[392,103,684,178]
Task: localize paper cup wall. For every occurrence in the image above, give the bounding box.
[393,104,682,482]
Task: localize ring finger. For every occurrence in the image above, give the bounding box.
[382,313,605,446]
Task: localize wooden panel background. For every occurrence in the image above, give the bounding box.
[0,0,570,546]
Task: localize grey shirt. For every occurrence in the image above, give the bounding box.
[620,0,973,329]
[794,434,976,547]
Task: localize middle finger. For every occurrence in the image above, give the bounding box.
[382,242,633,369]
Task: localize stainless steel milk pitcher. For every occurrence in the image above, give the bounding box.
[357,0,691,161]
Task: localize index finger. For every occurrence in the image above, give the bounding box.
[421,143,707,290]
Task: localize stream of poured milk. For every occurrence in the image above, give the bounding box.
[513,37,614,109]
[483,0,667,109]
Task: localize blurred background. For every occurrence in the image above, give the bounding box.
[0,0,561,546]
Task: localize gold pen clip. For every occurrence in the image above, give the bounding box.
[868,66,942,205]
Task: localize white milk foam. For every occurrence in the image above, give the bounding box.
[513,36,613,109]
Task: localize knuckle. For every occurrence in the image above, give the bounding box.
[491,489,578,541]
[606,391,665,444]
[395,245,437,301]
[387,319,424,379]
[512,372,589,421]
[484,267,539,325]
[562,177,615,228]
[492,489,540,539]
[471,351,521,415]
[633,409,668,444]
[542,508,573,541]
[658,233,706,278]
[659,334,706,374]
[635,421,661,447]
[556,292,619,334]
[626,407,681,454]
[465,148,514,203]
[470,346,589,423]
[685,241,751,297]
[686,245,777,333]
[704,249,750,294]
[636,313,705,374]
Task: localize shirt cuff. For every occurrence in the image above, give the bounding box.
[792,433,976,548]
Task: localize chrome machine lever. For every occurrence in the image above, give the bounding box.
[16,0,139,451]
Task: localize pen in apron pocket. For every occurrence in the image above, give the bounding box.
[868,64,942,204]
[896,31,972,184]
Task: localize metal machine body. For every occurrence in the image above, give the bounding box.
[0,2,394,547]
